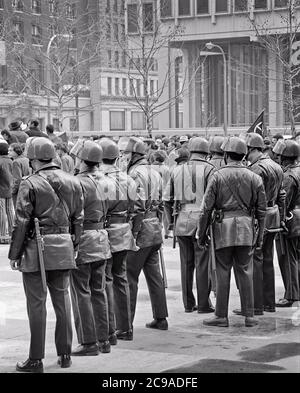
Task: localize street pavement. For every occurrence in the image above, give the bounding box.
[0,239,299,373]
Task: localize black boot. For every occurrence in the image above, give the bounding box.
[58,355,72,369]
[116,329,133,341]
[16,358,43,373]
[71,343,99,356]
[108,333,118,346]
[98,340,111,354]
[145,318,168,330]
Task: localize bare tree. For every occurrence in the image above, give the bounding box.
[242,0,300,136]
[114,0,188,137]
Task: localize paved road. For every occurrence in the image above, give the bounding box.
[0,239,299,373]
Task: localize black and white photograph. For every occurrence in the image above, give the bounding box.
[0,0,299,380]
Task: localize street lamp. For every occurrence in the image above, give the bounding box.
[205,42,228,136]
[46,34,72,126]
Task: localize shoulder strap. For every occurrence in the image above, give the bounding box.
[38,172,70,219]
[218,169,250,213]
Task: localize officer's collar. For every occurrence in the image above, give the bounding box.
[35,162,60,173]
[249,153,266,166]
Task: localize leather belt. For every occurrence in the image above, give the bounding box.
[40,226,70,235]
[222,210,251,219]
[83,222,104,230]
[107,216,128,225]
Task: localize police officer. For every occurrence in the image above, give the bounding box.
[197,137,266,327]
[99,138,137,342]
[70,141,112,356]
[9,137,83,372]
[164,138,215,313]
[123,137,168,334]
[234,133,285,315]
[274,140,300,307]
[208,136,225,168]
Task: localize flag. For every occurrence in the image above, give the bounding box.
[247,110,265,136]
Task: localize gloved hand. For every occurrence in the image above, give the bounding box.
[10,259,21,271]
[196,230,209,250]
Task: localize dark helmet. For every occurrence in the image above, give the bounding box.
[222,137,247,155]
[246,133,264,149]
[189,137,209,154]
[124,137,146,155]
[209,136,225,154]
[77,140,103,163]
[281,140,300,158]
[99,138,119,160]
[27,137,56,160]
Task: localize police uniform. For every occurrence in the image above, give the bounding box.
[70,141,112,355]
[99,138,137,339]
[125,138,168,329]
[164,138,215,312]
[246,133,285,313]
[274,140,300,305]
[9,138,83,371]
[197,137,266,326]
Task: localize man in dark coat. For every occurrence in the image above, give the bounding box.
[197,137,266,328]
[26,120,49,139]
[9,137,84,373]
[8,121,29,144]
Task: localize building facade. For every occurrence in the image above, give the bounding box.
[159,0,300,133]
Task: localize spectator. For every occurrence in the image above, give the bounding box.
[26,120,49,138]
[1,129,18,145]
[56,143,75,174]
[46,124,62,145]
[8,121,29,144]
[8,143,31,207]
[175,147,190,166]
[0,143,14,241]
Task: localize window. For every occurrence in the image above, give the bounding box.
[12,0,23,12]
[254,0,267,9]
[114,51,119,68]
[70,118,77,131]
[107,50,112,67]
[136,79,141,96]
[114,23,118,41]
[132,112,146,130]
[32,0,41,14]
[13,21,24,42]
[0,0,4,9]
[107,77,112,95]
[106,23,111,40]
[49,0,57,14]
[160,0,172,17]
[150,58,158,71]
[66,2,76,19]
[234,0,248,11]
[150,79,155,96]
[120,0,125,14]
[121,50,127,68]
[110,111,125,130]
[129,78,134,96]
[115,78,119,95]
[122,78,127,95]
[274,0,288,7]
[143,3,154,32]
[127,4,138,33]
[196,0,209,14]
[113,0,118,13]
[178,0,190,16]
[120,24,125,41]
[216,0,228,13]
[32,24,42,45]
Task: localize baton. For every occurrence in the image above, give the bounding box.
[34,218,47,293]
[209,225,217,297]
[159,246,168,289]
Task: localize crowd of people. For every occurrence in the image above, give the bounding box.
[1,120,300,373]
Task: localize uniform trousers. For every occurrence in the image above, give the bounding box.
[127,244,168,323]
[22,270,72,360]
[71,260,109,344]
[276,236,300,301]
[177,236,212,311]
[106,251,132,334]
[215,246,254,318]
[253,232,276,311]
[0,197,14,236]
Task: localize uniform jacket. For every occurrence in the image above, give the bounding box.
[76,168,111,264]
[152,162,171,187]
[101,163,137,253]
[209,155,225,169]
[164,157,215,237]
[198,163,267,250]
[9,164,84,272]
[0,156,13,198]
[12,155,31,196]
[128,155,163,248]
[282,164,300,238]
[249,154,286,230]
[61,154,75,174]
